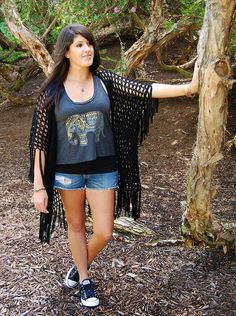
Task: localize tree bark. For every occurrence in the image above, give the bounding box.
[12,62,39,92]
[2,0,54,76]
[94,22,133,47]
[123,0,200,76]
[181,0,236,252]
[0,63,20,82]
[156,50,192,78]
[123,0,163,76]
[86,216,157,237]
[0,30,13,49]
[0,84,35,106]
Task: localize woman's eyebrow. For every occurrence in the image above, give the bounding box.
[74,40,89,45]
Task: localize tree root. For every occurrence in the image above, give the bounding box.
[181,215,236,253]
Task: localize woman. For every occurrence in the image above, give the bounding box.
[29,24,199,308]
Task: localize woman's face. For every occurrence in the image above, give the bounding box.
[65,34,94,68]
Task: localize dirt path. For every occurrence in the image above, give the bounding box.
[0,73,236,315]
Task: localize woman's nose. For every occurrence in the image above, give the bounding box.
[84,43,91,51]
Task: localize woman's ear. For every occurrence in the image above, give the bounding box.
[65,51,70,58]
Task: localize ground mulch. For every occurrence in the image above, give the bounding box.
[0,65,236,315]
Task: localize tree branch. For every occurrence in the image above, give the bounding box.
[2,0,54,76]
[156,50,192,78]
[42,0,70,40]
[0,83,35,106]
[86,216,157,237]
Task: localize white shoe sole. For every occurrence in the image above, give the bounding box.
[80,297,99,308]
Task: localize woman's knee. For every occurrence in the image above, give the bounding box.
[67,217,85,233]
[94,229,113,243]
[103,230,113,243]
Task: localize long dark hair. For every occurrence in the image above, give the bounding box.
[41,24,100,107]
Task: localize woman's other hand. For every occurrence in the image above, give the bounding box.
[33,189,49,214]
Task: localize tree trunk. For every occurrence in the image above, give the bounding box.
[2,0,54,76]
[181,0,236,252]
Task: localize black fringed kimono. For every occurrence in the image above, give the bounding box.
[29,69,158,242]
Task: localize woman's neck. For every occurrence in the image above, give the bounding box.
[66,66,91,82]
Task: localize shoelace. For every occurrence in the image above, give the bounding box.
[81,282,97,298]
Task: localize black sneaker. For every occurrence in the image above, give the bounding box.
[65,265,79,289]
[79,279,99,308]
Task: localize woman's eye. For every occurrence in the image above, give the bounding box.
[75,42,91,48]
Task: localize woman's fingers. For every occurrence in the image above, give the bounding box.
[34,192,49,213]
[35,202,49,213]
[191,60,200,94]
[43,195,48,212]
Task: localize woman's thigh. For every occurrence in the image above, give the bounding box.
[86,189,116,234]
[58,189,86,225]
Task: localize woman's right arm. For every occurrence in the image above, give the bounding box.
[33,149,49,214]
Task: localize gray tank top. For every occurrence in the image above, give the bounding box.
[55,74,115,165]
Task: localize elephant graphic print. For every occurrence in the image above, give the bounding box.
[66,111,105,146]
[55,74,116,165]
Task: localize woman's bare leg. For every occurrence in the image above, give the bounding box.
[86,189,115,266]
[59,189,89,283]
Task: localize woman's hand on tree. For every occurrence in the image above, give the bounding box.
[189,60,200,95]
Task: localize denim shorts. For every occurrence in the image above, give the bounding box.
[54,170,118,190]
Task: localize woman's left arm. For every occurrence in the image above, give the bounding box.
[152,61,200,98]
